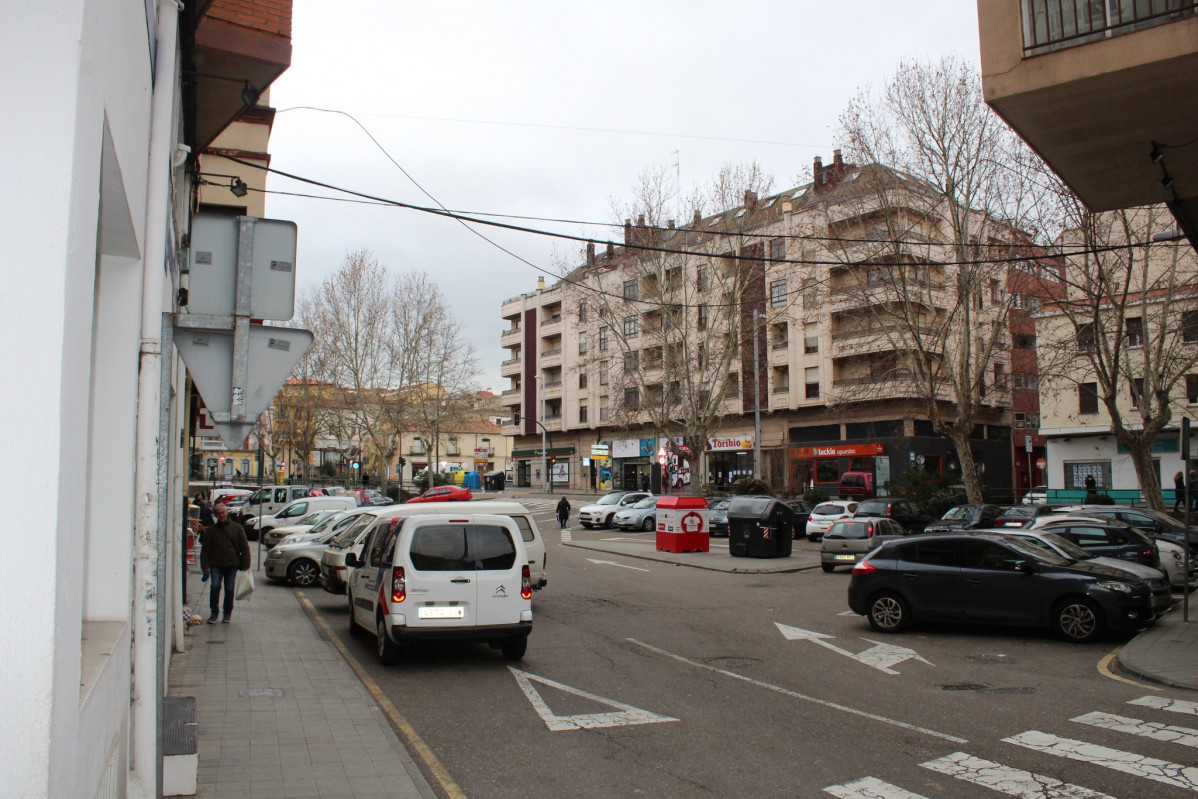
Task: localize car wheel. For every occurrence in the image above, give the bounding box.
[581,523,592,529]
[808,534,822,542]
[642,516,655,532]
[287,559,320,587]
[867,592,910,633]
[376,614,401,665]
[604,514,614,528]
[500,637,527,661]
[821,563,835,573]
[1053,597,1105,643]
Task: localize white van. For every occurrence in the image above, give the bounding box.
[345,513,533,663]
[248,496,357,540]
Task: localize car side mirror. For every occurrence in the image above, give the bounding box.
[344,552,361,568]
[1015,560,1034,573]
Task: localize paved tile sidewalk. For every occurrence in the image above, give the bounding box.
[168,568,438,799]
[1118,591,1198,690]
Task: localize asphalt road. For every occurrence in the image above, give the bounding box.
[300,500,1198,799]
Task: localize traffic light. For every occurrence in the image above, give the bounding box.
[514,411,521,425]
[397,456,407,468]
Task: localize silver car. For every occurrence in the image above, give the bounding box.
[578,492,651,528]
[820,517,907,572]
[612,496,659,532]
[265,529,339,587]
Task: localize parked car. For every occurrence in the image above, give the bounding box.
[246,496,357,542]
[838,471,876,501]
[578,492,651,528]
[982,528,1172,614]
[847,532,1156,643]
[1022,485,1049,505]
[345,512,533,663]
[233,485,313,529]
[265,528,340,587]
[806,501,859,541]
[708,499,732,537]
[923,504,1005,534]
[782,499,814,539]
[210,487,251,506]
[992,504,1067,528]
[1033,518,1161,569]
[363,488,394,505]
[262,509,345,548]
[406,485,473,504]
[1054,505,1198,549]
[1152,536,1198,591]
[820,517,908,572]
[612,496,659,532]
[853,498,932,533]
[319,509,399,595]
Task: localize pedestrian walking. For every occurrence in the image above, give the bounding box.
[556,495,570,528]
[200,503,251,624]
[1175,470,1186,513]
[1084,473,1096,492]
[197,495,214,527]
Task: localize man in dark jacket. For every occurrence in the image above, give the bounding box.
[201,504,251,624]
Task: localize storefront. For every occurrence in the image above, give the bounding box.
[706,434,754,489]
[611,438,653,492]
[789,443,888,495]
[510,446,576,488]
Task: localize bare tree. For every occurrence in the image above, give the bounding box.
[566,162,775,493]
[826,55,1043,502]
[1034,200,1198,510]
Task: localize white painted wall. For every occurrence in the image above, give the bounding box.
[1045,435,1179,493]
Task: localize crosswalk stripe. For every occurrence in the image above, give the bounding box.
[1005,730,1198,791]
[1072,710,1198,749]
[920,751,1116,798]
[823,776,931,798]
[1128,695,1198,717]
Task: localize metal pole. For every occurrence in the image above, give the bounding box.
[539,375,549,492]
[752,309,762,480]
[1186,461,1192,623]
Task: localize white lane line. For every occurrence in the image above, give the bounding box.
[508,668,678,732]
[823,776,930,798]
[1005,730,1198,791]
[560,529,572,542]
[627,638,967,744]
[921,751,1116,798]
[1072,711,1198,749]
[1128,695,1198,717]
[586,558,651,572]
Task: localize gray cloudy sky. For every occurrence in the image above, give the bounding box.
[265,1,982,392]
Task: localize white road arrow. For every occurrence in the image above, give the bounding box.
[510,668,678,731]
[774,623,933,675]
[586,558,650,572]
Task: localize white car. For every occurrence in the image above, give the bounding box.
[261,509,345,548]
[805,501,859,541]
[578,492,651,528]
[1153,536,1197,591]
[1022,486,1049,505]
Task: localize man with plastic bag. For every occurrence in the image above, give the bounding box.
[201,503,251,624]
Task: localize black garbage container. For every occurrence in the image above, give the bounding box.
[726,496,793,558]
[484,470,506,491]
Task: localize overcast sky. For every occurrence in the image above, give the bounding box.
[265,2,983,392]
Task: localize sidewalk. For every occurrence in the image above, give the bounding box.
[1118,591,1198,690]
[167,569,438,799]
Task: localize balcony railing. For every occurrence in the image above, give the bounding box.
[1022,0,1196,54]
[502,357,521,366]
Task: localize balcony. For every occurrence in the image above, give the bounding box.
[768,346,790,367]
[501,326,522,347]
[979,0,1198,223]
[543,380,563,399]
[541,347,562,368]
[501,358,522,377]
[540,314,562,337]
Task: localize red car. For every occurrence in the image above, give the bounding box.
[407,485,473,504]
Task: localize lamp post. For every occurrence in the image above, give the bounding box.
[536,374,548,492]
[752,309,762,480]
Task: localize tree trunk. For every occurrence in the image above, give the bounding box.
[1124,439,1165,510]
[946,430,984,503]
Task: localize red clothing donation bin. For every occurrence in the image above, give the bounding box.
[656,496,710,553]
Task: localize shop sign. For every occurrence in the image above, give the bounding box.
[612,439,642,458]
[792,443,886,459]
[708,435,753,451]
[591,444,610,457]
[551,462,569,484]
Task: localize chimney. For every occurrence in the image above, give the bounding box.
[637,214,646,227]
[624,219,632,244]
[782,200,793,222]
[586,241,595,266]
[693,210,702,227]
[833,149,843,167]
[667,220,675,229]
[743,190,757,208]
[537,276,545,292]
[606,241,614,258]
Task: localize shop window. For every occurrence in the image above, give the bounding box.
[1066,461,1110,490]
[816,459,840,482]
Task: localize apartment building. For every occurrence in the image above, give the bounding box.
[978,0,1198,249]
[500,155,1019,496]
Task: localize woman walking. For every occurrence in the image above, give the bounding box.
[556,495,571,528]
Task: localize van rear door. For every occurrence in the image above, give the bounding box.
[469,522,524,626]
[405,520,478,628]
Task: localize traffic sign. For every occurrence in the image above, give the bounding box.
[1035,457,1047,470]
[187,214,298,320]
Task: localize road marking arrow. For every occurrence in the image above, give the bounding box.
[774,623,933,675]
[509,668,678,731]
[586,558,650,572]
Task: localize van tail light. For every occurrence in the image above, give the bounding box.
[521,565,533,600]
[391,567,406,603]
[866,523,876,538]
[852,561,876,574]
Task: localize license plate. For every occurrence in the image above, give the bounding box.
[418,606,464,619]
[834,554,856,561]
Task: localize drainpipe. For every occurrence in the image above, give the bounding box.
[129,2,182,797]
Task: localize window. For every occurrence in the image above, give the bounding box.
[770,237,785,261]
[578,299,587,322]
[1079,382,1099,414]
[1126,317,1143,348]
[772,323,788,349]
[993,362,1006,390]
[697,304,709,330]
[816,459,840,482]
[1013,372,1039,390]
[1067,461,1109,490]
[802,278,817,308]
[1188,374,1198,405]
[805,366,820,399]
[804,322,818,354]
[697,267,710,292]
[447,438,459,455]
[623,387,639,410]
[725,373,740,399]
[412,436,425,455]
[1184,311,1198,343]
[623,350,639,372]
[599,403,609,422]
[770,279,787,307]
[960,539,1023,571]
[1130,377,1144,408]
[599,362,609,386]
[579,373,588,389]
[1011,293,1041,313]
[1014,332,1037,350]
[623,279,639,301]
[578,404,588,423]
[599,327,609,351]
[624,315,639,337]
[578,335,588,355]
[989,279,1001,305]
[1076,323,1095,354]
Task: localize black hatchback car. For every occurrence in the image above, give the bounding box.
[853,498,932,533]
[847,532,1155,643]
[1057,505,1198,549]
[923,504,1005,534]
[1034,519,1161,570]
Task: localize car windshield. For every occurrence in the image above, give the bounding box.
[1038,532,1090,560]
[632,497,656,509]
[308,513,346,534]
[1004,535,1069,566]
[813,503,847,515]
[296,512,329,526]
[596,493,625,506]
[247,488,272,504]
[999,506,1034,518]
[941,506,978,521]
